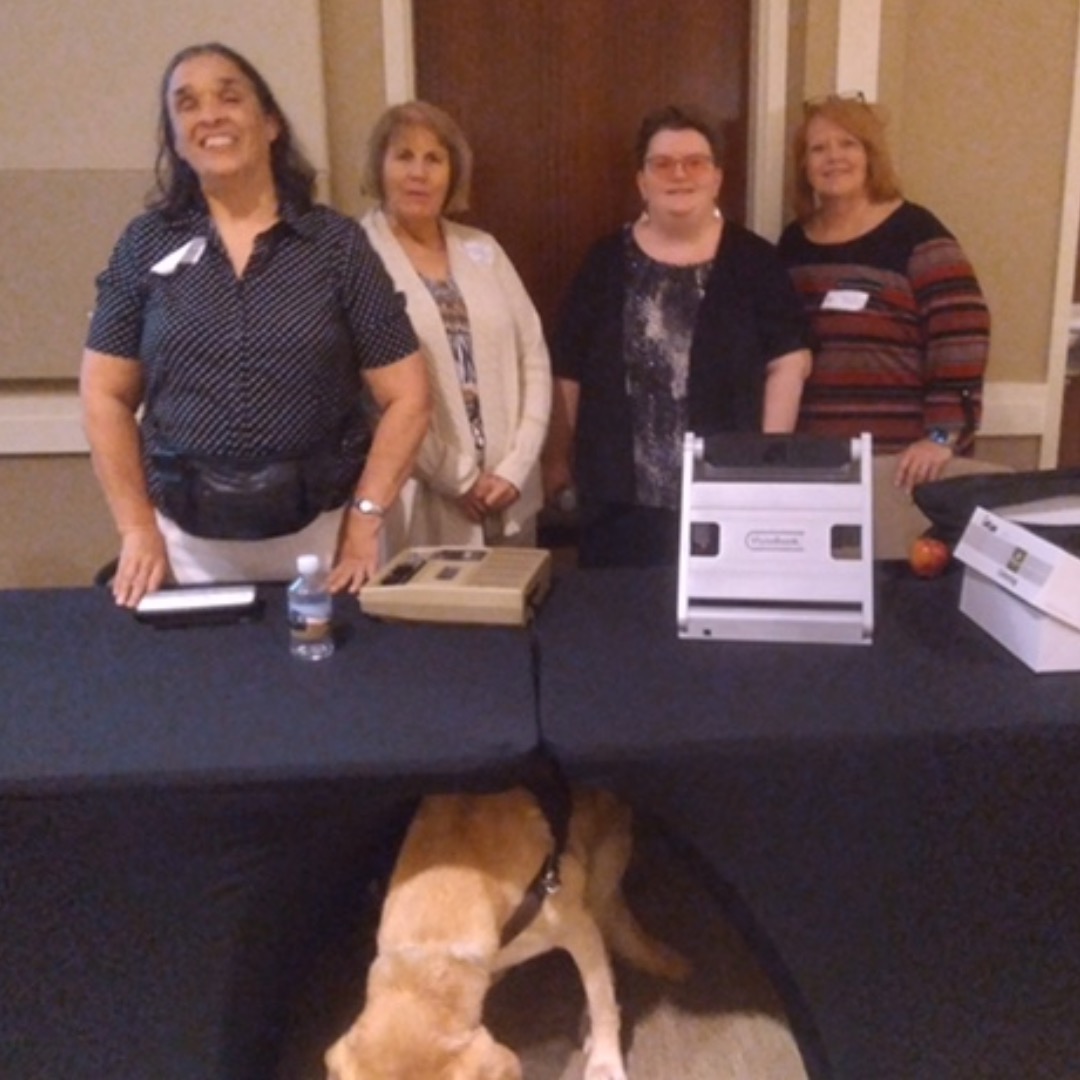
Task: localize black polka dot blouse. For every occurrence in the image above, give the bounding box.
[86,201,419,501]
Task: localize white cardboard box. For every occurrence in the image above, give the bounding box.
[953,504,1080,673]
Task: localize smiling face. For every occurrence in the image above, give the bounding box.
[636,127,722,225]
[166,51,280,191]
[381,123,453,227]
[803,114,870,202]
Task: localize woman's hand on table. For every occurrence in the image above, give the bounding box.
[331,512,382,595]
[112,524,169,608]
[895,439,953,493]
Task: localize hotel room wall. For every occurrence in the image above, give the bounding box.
[886,0,1078,389]
[1,1,1075,586]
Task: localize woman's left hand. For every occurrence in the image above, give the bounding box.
[458,473,520,521]
[894,439,953,493]
[474,473,520,512]
[329,512,383,594]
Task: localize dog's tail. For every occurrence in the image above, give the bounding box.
[583,794,691,982]
[600,896,691,982]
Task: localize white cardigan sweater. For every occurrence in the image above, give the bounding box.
[362,208,551,551]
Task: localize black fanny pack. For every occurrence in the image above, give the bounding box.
[151,444,354,540]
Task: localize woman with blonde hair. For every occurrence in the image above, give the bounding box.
[360,101,551,550]
[778,93,990,492]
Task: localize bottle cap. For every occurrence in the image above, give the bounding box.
[297,554,321,575]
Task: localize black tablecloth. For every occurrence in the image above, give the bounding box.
[533,566,1080,1080]
[5,573,1080,1080]
[0,588,536,791]
[1,587,538,1080]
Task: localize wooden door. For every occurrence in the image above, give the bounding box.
[413,0,751,334]
[1060,373,1080,467]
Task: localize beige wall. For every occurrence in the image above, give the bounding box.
[798,0,841,99]
[0,457,118,588]
[1,1,1076,586]
[0,0,331,382]
[320,0,387,217]
[886,0,1079,390]
[0,171,151,381]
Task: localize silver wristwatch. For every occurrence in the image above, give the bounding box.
[350,497,385,518]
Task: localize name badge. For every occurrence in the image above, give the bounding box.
[821,288,869,312]
[151,237,207,276]
[463,239,495,266]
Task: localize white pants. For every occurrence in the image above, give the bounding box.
[157,508,346,584]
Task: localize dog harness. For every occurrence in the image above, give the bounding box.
[498,745,572,948]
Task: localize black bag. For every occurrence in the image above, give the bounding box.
[151,446,352,540]
[913,468,1080,552]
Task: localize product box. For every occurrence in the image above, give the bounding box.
[953,503,1080,672]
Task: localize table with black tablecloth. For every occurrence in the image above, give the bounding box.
[533,565,1080,1080]
[0,587,538,1080]
[5,568,1079,1080]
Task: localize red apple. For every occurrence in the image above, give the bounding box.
[909,536,951,578]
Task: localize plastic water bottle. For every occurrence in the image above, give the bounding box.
[288,554,335,661]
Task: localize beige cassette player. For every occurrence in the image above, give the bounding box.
[360,546,552,626]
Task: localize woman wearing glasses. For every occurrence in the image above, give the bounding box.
[544,105,811,567]
[778,94,990,492]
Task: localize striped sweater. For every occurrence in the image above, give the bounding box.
[777,201,989,453]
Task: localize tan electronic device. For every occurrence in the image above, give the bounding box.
[360,547,552,626]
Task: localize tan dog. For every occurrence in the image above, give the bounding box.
[325,787,689,1080]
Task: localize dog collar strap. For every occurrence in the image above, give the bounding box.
[499,853,562,949]
[498,746,572,949]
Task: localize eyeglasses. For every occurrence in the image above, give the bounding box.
[803,90,868,114]
[644,153,716,180]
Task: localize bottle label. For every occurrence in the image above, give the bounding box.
[289,612,331,643]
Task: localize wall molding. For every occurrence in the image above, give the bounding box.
[1042,3,1080,466]
[980,381,1049,438]
[381,0,415,103]
[748,0,790,240]
[0,392,88,456]
[836,0,882,100]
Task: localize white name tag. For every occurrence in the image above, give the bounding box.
[821,288,869,312]
[151,237,207,276]
[463,239,495,266]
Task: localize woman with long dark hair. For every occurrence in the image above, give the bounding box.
[81,43,430,607]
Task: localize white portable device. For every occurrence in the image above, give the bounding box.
[676,432,875,645]
[134,585,262,626]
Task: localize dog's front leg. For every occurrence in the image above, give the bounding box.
[560,914,627,1080]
